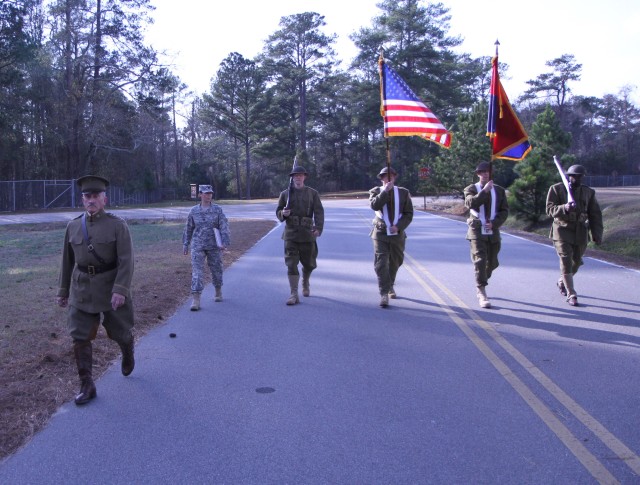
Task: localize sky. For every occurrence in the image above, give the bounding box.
[145,0,640,106]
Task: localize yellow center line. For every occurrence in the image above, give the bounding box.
[403,253,621,484]
[357,207,639,478]
[406,252,640,476]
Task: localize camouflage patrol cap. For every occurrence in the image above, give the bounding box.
[77,175,109,194]
[475,162,491,173]
[198,184,214,193]
[377,166,397,179]
[289,166,307,176]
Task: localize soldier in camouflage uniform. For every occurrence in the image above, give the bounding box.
[546,164,603,306]
[369,166,413,308]
[56,175,135,405]
[276,166,324,305]
[183,185,230,310]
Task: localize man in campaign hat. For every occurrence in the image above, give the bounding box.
[276,164,324,305]
[369,166,413,308]
[56,175,135,405]
[183,184,230,309]
[546,164,603,306]
[464,162,509,309]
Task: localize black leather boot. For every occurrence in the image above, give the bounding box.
[73,341,96,405]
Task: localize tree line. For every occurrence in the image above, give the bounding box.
[1,0,638,216]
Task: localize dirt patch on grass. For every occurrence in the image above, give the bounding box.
[0,218,275,459]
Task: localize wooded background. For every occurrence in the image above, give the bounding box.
[1,0,638,216]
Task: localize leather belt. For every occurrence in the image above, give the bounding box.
[77,262,117,275]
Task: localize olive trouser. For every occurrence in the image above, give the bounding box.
[372,234,406,295]
[469,237,501,288]
[553,239,587,296]
[68,303,134,345]
[284,240,318,276]
[553,240,586,276]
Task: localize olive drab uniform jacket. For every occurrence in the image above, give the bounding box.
[57,209,134,313]
[546,182,603,245]
[276,186,324,242]
[369,186,413,239]
[464,183,509,240]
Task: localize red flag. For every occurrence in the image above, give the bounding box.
[486,56,531,161]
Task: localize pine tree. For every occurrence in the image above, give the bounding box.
[508,106,572,223]
[261,12,336,160]
[350,0,482,188]
[428,101,490,196]
[201,52,268,199]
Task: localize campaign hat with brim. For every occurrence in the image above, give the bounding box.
[377,166,397,179]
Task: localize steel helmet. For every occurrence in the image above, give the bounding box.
[566,165,586,176]
[289,166,308,176]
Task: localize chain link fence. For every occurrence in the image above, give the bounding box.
[1,175,638,212]
[584,175,640,187]
[0,180,175,212]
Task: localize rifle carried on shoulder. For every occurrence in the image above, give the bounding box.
[553,155,576,206]
[284,155,298,210]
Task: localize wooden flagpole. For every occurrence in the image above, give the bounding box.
[379,50,394,214]
[489,39,500,182]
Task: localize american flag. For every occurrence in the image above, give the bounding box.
[379,60,451,148]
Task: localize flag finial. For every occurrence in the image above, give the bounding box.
[494,39,500,56]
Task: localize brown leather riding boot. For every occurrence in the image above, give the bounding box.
[73,341,97,405]
[119,338,135,376]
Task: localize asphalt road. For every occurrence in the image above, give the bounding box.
[1,202,639,484]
